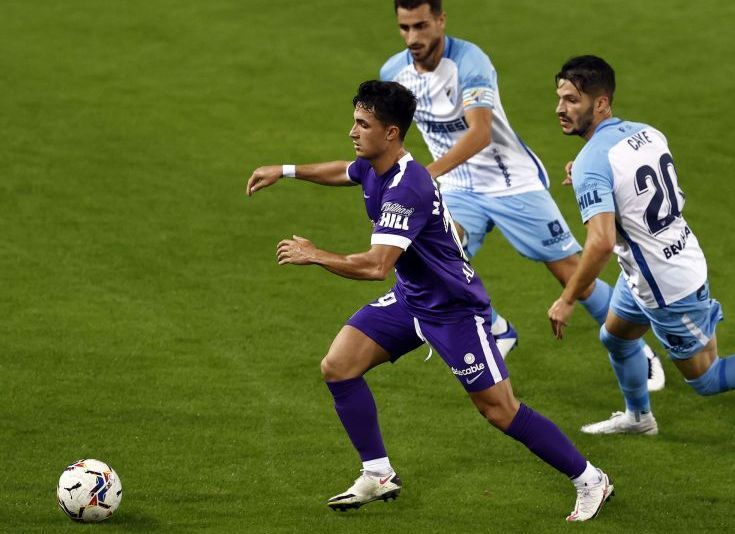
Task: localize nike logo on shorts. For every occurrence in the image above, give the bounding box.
[466,371,485,385]
[562,241,574,251]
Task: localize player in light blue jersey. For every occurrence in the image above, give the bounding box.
[382,0,664,389]
[549,55,735,435]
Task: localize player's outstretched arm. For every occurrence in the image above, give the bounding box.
[425,106,492,179]
[276,237,402,281]
[548,212,616,339]
[246,161,355,196]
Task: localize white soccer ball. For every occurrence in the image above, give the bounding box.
[57,459,123,522]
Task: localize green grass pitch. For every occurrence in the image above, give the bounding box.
[2,1,734,532]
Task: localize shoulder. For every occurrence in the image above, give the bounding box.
[380,50,412,81]
[573,138,615,190]
[385,160,434,202]
[447,38,494,72]
[445,37,495,87]
[347,157,372,183]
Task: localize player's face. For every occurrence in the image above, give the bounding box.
[556,79,596,138]
[349,105,392,160]
[396,5,445,65]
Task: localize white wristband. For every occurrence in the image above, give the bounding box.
[282,164,296,178]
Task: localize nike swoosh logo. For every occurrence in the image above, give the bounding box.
[379,476,392,485]
[466,371,485,385]
[562,242,574,251]
[363,193,370,198]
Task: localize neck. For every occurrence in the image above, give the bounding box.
[414,36,445,73]
[583,110,614,141]
[370,146,407,176]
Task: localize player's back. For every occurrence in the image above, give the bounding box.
[573,119,707,307]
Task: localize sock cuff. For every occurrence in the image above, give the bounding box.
[325,376,366,397]
[505,403,532,439]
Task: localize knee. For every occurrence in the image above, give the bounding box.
[320,355,341,381]
[600,325,640,359]
[474,397,520,431]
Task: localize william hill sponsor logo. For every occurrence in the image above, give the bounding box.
[577,190,603,210]
[378,202,414,230]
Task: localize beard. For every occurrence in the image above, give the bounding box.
[411,35,442,63]
[560,107,595,137]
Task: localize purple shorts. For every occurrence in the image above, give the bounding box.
[346,291,509,392]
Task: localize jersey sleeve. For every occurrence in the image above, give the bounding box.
[371,184,430,251]
[572,151,615,223]
[346,158,369,184]
[456,43,497,110]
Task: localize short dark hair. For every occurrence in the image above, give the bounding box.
[555,55,616,104]
[394,0,442,16]
[353,80,417,140]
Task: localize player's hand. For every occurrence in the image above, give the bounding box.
[247,165,282,196]
[548,297,575,340]
[562,161,573,186]
[277,235,316,265]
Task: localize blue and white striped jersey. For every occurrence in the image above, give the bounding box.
[572,118,707,308]
[380,36,548,196]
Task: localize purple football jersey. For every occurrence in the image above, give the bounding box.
[347,153,491,322]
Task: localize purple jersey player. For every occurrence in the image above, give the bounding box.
[247,80,613,522]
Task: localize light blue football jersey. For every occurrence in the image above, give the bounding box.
[571,118,706,308]
[380,36,548,196]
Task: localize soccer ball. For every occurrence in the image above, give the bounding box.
[57,459,123,522]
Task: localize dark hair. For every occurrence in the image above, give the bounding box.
[394,0,442,16]
[555,55,616,104]
[353,80,417,140]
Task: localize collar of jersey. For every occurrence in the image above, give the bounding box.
[378,152,413,180]
[593,117,623,135]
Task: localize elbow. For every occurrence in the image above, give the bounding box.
[368,262,393,281]
[484,131,492,148]
[591,237,615,257]
[371,266,391,281]
[479,130,492,149]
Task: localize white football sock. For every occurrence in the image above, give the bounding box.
[362,457,392,475]
[572,461,602,488]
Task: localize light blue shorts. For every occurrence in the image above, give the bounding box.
[609,274,724,360]
[441,188,581,261]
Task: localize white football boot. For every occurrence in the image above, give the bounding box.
[567,469,615,522]
[644,345,666,392]
[327,470,402,511]
[581,410,658,435]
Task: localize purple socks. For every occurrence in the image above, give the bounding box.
[326,378,587,480]
[505,403,587,479]
[326,377,387,461]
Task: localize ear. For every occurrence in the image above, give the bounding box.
[595,94,611,115]
[437,11,446,28]
[386,124,401,142]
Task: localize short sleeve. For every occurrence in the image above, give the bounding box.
[371,186,430,250]
[572,152,615,223]
[456,43,497,110]
[347,158,369,185]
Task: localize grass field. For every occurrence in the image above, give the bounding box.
[2,1,735,532]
